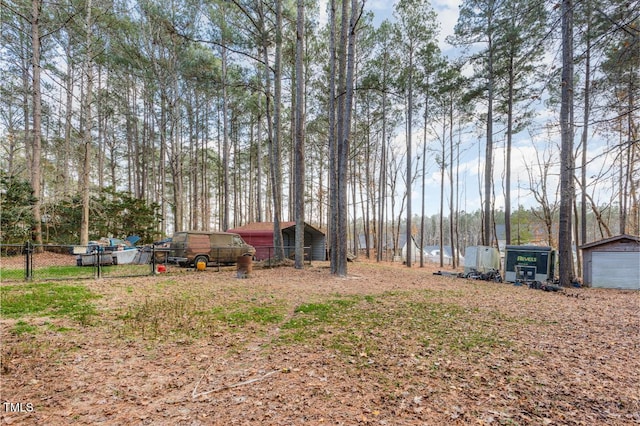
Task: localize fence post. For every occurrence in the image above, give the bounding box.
[96,248,102,279]
[24,241,33,281]
[152,245,157,275]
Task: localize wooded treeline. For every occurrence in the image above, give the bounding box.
[1,0,638,279]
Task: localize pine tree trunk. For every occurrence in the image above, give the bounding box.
[30,0,43,247]
[294,0,305,269]
[580,12,591,248]
[376,64,388,263]
[505,55,514,245]
[271,0,285,260]
[405,49,413,268]
[63,39,74,197]
[256,94,263,223]
[439,118,445,268]
[420,91,428,267]
[484,24,494,247]
[80,0,94,246]
[559,0,575,286]
[328,0,338,270]
[449,97,456,269]
[222,40,230,231]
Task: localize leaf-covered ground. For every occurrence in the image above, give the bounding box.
[1,260,639,425]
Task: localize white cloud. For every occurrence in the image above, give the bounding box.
[431,0,461,50]
[367,0,399,12]
[318,0,461,52]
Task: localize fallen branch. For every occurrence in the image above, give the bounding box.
[192,367,280,399]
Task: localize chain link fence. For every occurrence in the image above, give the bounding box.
[258,246,312,267]
[0,243,166,282]
[0,242,314,282]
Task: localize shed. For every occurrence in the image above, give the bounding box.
[580,234,640,290]
[228,222,326,261]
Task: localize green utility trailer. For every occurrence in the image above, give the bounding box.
[504,245,556,283]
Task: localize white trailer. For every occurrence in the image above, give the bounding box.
[464,245,500,274]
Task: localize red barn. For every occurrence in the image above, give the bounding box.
[227,222,326,261]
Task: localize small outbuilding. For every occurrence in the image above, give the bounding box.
[227,221,326,261]
[580,234,640,290]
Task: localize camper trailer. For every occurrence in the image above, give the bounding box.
[464,245,501,274]
[504,245,556,283]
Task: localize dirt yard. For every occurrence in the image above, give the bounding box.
[1,259,639,425]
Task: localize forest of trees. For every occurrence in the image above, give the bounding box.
[1,0,638,280]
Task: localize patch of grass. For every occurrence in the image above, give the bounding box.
[278,291,511,361]
[1,264,153,282]
[117,295,286,341]
[364,295,376,303]
[0,267,29,281]
[399,300,509,355]
[10,320,38,335]
[113,286,511,361]
[281,298,359,334]
[0,282,100,325]
[153,279,177,291]
[45,322,72,333]
[32,265,96,279]
[7,319,71,336]
[211,303,285,326]
[100,264,153,277]
[0,265,97,281]
[279,296,381,357]
[294,299,356,321]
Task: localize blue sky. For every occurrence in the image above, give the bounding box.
[364,0,462,54]
[320,0,462,50]
[316,1,615,219]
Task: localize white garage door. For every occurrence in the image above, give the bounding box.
[592,252,640,289]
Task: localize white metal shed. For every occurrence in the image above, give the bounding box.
[580,234,640,290]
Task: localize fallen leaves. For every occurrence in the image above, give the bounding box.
[1,260,639,425]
